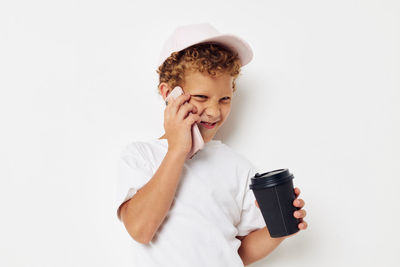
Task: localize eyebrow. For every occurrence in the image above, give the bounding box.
[192,94,231,99]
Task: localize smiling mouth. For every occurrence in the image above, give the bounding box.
[200,121,217,129]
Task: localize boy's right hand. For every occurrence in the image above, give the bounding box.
[163,92,201,156]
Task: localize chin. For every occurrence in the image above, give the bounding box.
[198,122,221,142]
[201,131,217,143]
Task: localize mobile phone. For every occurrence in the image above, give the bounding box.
[165,86,205,159]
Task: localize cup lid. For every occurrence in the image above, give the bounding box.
[250,168,294,189]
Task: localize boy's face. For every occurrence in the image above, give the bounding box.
[183,71,233,143]
[162,70,233,143]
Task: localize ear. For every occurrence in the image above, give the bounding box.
[159,82,172,100]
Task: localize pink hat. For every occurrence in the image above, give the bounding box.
[157,22,254,68]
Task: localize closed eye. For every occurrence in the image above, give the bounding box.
[193,95,231,101]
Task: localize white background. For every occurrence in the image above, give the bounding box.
[0,0,399,266]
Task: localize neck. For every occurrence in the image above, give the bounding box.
[158,134,211,144]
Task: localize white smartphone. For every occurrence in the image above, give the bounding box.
[165,86,205,159]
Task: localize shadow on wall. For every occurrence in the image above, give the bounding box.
[214,74,261,144]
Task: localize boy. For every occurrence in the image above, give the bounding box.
[116,23,307,266]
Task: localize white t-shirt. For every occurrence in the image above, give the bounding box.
[115,138,266,267]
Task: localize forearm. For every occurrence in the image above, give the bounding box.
[120,149,186,243]
[238,227,286,266]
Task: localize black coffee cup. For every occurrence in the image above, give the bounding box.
[249,169,300,238]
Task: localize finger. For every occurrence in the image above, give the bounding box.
[255,200,259,208]
[169,93,191,114]
[293,198,305,208]
[294,209,307,219]
[178,102,197,120]
[294,187,301,197]
[185,113,201,126]
[299,221,308,230]
[295,187,301,196]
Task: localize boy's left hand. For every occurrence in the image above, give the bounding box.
[255,187,308,236]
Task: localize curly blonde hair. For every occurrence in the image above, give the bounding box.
[156,43,242,95]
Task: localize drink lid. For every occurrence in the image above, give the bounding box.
[250,168,294,190]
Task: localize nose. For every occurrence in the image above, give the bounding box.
[203,102,221,121]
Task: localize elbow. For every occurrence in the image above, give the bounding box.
[241,257,254,266]
[239,257,251,266]
[125,222,156,245]
[238,244,253,266]
[119,201,157,245]
[129,231,152,245]
[239,256,251,266]
[125,220,157,245]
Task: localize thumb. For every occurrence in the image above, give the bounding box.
[255,200,259,208]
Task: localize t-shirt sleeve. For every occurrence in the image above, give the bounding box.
[236,164,266,236]
[115,144,154,222]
